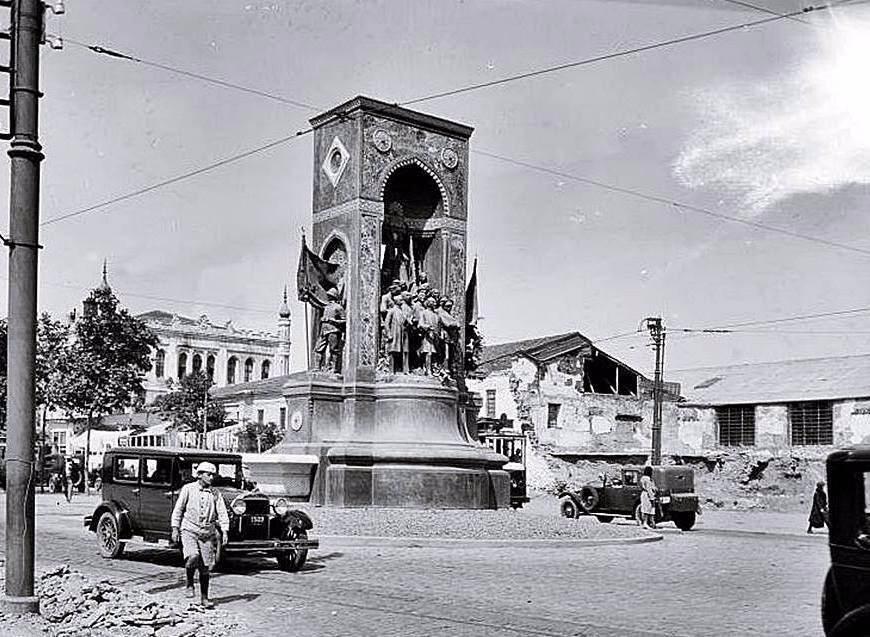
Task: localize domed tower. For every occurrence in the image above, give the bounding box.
[277,286,292,375]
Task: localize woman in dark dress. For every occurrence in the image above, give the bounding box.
[807,480,828,534]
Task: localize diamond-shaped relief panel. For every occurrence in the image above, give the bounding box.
[321,136,350,188]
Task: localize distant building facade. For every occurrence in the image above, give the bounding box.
[670,354,870,454]
[138,291,292,403]
[466,332,682,453]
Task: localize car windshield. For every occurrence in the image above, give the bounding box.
[178,458,243,488]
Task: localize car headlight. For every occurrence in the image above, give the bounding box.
[272,498,289,516]
[230,497,247,516]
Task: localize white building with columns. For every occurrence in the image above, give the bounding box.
[138,291,292,404]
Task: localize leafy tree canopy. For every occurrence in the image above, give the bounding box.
[54,286,158,425]
[150,370,226,433]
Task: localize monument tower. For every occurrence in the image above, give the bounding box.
[279,96,508,508]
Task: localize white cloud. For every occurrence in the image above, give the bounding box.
[674,13,870,214]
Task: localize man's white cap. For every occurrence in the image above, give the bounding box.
[196,461,217,475]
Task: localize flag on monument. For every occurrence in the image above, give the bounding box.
[465,257,479,326]
[296,234,340,309]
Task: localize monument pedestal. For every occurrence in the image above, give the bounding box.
[269,371,509,508]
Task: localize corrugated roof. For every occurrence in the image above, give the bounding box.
[670,354,870,406]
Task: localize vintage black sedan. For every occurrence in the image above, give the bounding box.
[821,446,870,636]
[84,447,318,571]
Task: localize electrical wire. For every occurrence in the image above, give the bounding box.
[65,38,322,112]
[717,0,815,26]
[40,128,313,226]
[401,2,846,106]
[473,149,870,258]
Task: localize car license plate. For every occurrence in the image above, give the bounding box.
[659,496,671,504]
[250,515,266,525]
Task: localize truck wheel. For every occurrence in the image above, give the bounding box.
[560,496,580,519]
[822,569,842,635]
[578,486,599,513]
[595,515,614,524]
[674,512,697,531]
[96,512,125,559]
[830,605,870,637]
[276,530,308,572]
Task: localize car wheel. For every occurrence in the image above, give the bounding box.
[276,530,309,572]
[830,604,870,637]
[595,515,614,524]
[822,568,842,635]
[560,496,579,519]
[96,512,125,559]
[674,512,696,531]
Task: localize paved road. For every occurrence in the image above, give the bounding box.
[1,494,829,636]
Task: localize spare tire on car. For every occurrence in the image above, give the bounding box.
[578,485,599,513]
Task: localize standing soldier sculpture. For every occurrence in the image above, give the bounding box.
[315,287,346,372]
[383,293,408,373]
[417,296,440,375]
[437,297,460,371]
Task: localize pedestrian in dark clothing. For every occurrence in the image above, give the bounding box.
[807,480,828,534]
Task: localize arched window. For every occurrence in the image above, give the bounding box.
[177,352,188,379]
[155,349,165,378]
[206,355,215,382]
[261,360,270,380]
[192,353,202,374]
[227,357,237,385]
[244,358,254,383]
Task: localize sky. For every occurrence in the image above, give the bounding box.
[2,0,870,377]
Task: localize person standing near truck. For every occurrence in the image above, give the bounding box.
[640,466,657,530]
[170,461,229,608]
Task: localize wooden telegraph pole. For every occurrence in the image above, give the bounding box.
[644,317,665,466]
[3,0,45,615]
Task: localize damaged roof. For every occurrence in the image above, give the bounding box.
[671,353,870,406]
[477,331,644,378]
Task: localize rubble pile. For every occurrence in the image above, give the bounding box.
[530,443,826,512]
[0,565,240,637]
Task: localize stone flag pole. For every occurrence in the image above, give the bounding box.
[276,96,508,508]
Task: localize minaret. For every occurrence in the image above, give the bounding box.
[278,286,292,374]
[98,259,111,291]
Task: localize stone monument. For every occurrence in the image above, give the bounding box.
[276,96,508,508]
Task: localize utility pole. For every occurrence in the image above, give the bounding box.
[644,317,666,466]
[202,389,208,449]
[3,0,45,615]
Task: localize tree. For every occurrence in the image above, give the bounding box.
[238,420,280,453]
[0,313,71,430]
[54,286,158,482]
[150,370,226,434]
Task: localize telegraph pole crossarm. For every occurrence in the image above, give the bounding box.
[3,0,45,616]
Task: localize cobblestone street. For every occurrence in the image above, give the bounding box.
[1,494,829,636]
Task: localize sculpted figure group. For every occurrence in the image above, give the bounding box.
[380,271,460,376]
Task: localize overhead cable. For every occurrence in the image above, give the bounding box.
[401,2,846,105]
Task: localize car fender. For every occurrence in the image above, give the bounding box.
[285,509,313,532]
[88,501,133,539]
[830,603,870,637]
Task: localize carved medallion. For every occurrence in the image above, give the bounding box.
[321,136,350,187]
[372,128,392,153]
[440,147,459,171]
[290,410,303,432]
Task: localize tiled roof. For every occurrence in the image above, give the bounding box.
[477,331,643,378]
[210,375,291,401]
[670,353,870,406]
